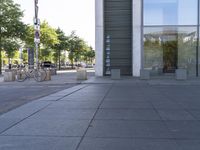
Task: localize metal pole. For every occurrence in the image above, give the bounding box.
[34,0,39,69]
[197,0,200,77]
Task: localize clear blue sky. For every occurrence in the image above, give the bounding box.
[14,0,95,48]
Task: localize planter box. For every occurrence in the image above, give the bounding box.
[176,69,187,80]
[111,69,121,80]
[44,70,51,81]
[50,68,57,75]
[140,69,150,80]
[4,71,16,82]
[77,69,87,80]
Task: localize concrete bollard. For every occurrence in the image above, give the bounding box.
[77,69,87,80]
[4,71,16,82]
[176,69,187,80]
[111,69,121,80]
[140,69,150,80]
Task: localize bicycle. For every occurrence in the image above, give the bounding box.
[16,64,47,82]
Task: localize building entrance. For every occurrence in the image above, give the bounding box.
[162,34,178,73]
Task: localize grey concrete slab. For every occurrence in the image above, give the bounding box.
[37,96,61,101]
[2,117,90,136]
[151,101,184,109]
[95,109,161,120]
[179,101,200,109]
[158,110,196,120]
[61,96,103,101]
[176,140,200,150]
[134,139,180,150]
[60,97,103,103]
[86,120,171,138]
[86,120,136,138]
[104,97,147,102]
[0,118,19,133]
[0,100,51,120]
[48,101,100,109]
[188,110,200,120]
[100,101,153,109]
[31,108,96,120]
[133,121,172,138]
[0,136,80,150]
[165,121,200,139]
[78,137,135,150]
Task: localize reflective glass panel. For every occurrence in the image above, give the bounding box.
[144,0,198,25]
[144,27,197,76]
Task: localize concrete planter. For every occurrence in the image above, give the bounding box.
[77,69,87,80]
[176,69,187,80]
[140,69,150,80]
[50,68,57,76]
[44,70,51,81]
[4,71,16,82]
[111,69,121,80]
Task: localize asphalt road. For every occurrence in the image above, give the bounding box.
[0,83,77,115]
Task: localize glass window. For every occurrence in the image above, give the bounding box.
[144,0,198,25]
[144,27,197,76]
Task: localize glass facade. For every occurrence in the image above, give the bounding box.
[143,0,199,77]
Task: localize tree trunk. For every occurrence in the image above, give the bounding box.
[58,49,61,70]
[0,27,2,74]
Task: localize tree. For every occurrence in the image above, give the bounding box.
[53,28,69,70]
[68,31,88,68]
[0,0,26,73]
[83,47,95,64]
[24,21,59,62]
[2,39,20,68]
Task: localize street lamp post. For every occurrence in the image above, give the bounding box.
[34,0,40,69]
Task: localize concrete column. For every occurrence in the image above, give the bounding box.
[132,0,142,77]
[95,0,104,76]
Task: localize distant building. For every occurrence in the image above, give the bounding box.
[95,0,200,77]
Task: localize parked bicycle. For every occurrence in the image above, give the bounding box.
[16,64,47,82]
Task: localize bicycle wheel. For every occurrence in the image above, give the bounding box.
[16,70,27,82]
[33,69,46,82]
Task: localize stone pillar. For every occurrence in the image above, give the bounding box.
[132,0,142,77]
[95,0,104,76]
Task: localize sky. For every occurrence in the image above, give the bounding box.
[13,0,95,48]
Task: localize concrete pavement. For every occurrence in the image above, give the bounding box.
[0,77,200,149]
[0,70,94,115]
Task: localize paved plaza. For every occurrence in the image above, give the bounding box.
[0,77,200,149]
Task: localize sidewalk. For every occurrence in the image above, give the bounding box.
[0,77,200,149]
[0,70,95,85]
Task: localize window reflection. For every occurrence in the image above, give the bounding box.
[144,27,197,76]
[144,0,197,25]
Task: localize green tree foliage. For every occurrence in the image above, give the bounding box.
[0,0,26,72]
[83,47,95,64]
[68,31,89,68]
[24,21,59,61]
[53,28,69,70]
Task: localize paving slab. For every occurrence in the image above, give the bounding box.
[100,101,153,109]
[47,101,100,109]
[176,140,200,150]
[157,109,196,120]
[165,121,200,139]
[0,118,19,133]
[86,120,172,138]
[78,137,135,150]
[30,108,96,120]
[0,136,80,150]
[95,109,161,120]
[134,139,180,150]
[2,117,90,137]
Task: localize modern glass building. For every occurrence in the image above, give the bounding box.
[95,0,200,77]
